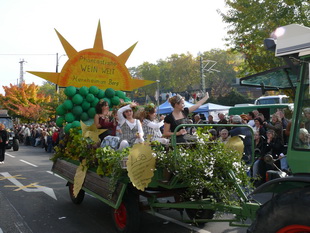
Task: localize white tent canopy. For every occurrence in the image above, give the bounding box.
[157,101,231,117]
[157,100,194,114]
[193,103,231,113]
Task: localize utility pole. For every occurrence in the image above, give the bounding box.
[56,53,59,93]
[19,59,26,87]
[199,56,220,94]
[56,53,66,93]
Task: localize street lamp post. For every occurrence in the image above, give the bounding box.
[200,56,205,94]
[156,80,160,120]
[156,80,160,106]
[55,53,66,93]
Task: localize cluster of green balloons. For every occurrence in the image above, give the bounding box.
[56,86,130,133]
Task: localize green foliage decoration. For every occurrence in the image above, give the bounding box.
[154,129,251,205]
[52,128,128,194]
[52,125,251,206]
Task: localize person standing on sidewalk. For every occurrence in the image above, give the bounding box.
[0,123,8,164]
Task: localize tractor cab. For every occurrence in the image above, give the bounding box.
[240,24,310,174]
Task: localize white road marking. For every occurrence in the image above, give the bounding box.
[19,160,38,167]
[0,172,57,200]
[6,153,15,158]
[147,211,212,233]
[46,171,66,180]
[14,222,27,233]
[0,228,3,233]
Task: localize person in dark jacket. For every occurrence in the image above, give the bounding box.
[0,123,9,164]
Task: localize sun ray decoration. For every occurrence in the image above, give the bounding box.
[28,21,155,91]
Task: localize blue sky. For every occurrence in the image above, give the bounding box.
[0,0,228,95]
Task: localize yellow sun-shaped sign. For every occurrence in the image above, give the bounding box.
[28,21,155,91]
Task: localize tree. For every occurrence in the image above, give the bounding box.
[166,53,200,92]
[38,82,67,120]
[216,89,252,106]
[0,83,52,122]
[131,62,160,102]
[200,49,242,97]
[220,0,310,75]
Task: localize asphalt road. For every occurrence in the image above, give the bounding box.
[0,145,253,233]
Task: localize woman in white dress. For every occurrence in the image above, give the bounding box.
[117,102,144,150]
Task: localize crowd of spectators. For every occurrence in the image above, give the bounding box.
[14,122,62,153]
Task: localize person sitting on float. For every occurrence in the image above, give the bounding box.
[117,101,144,150]
[163,92,209,143]
[141,103,169,145]
[94,100,117,141]
[99,109,121,150]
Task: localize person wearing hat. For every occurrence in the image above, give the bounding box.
[229,115,253,163]
[117,102,144,150]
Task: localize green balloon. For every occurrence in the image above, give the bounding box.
[115,90,126,99]
[79,86,89,96]
[91,97,99,107]
[65,112,75,123]
[86,93,95,103]
[81,100,91,111]
[72,105,83,116]
[124,97,131,102]
[71,121,81,128]
[72,94,83,105]
[56,104,67,116]
[97,89,105,99]
[64,123,72,134]
[80,112,89,121]
[89,86,99,95]
[64,86,77,97]
[87,107,96,118]
[111,96,120,106]
[56,116,65,127]
[63,99,73,110]
[105,88,115,98]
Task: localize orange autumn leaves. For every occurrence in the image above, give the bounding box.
[0,83,53,122]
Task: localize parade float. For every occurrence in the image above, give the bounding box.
[29,22,310,233]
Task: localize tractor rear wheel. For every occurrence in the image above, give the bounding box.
[248,187,310,233]
[13,139,19,151]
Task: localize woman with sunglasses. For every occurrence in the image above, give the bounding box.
[163,92,209,143]
[117,102,144,150]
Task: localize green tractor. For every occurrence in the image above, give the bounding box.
[52,24,310,233]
